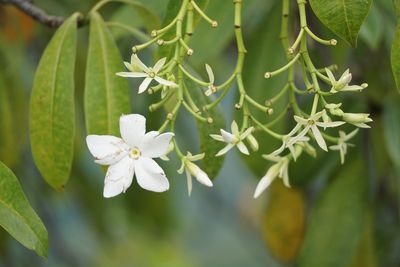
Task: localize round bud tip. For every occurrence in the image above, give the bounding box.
[148,88,154,94]
[211,21,218,27]
[361,83,368,88]
[149,105,154,112]
[235,103,242,110]
[157,39,164,45]
[330,39,337,46]
[187,49,194,56]
[167,113,173,120]
[151,30,157,37]
[267,108,274,115]
[265,100,272,107]
[264,72,271,79]
[202,106,209,112]
[207,117,213,124]
[132,46,138,53]
[288,47,294,54]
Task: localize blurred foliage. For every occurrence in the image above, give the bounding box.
[0,0,399,266]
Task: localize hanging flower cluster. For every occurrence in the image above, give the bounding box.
[86,0,372,199]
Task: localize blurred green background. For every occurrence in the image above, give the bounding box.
[0,0,400,266]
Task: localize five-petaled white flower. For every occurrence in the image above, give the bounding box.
[116,54,178,94]
[178,152,213,196]
[253,154,291,198]
[325,68,368,93]
[204,64,216,96]
[287,110,345,151]
[86,114,174,198]
[329,129,358,164]
[210,121,253,156]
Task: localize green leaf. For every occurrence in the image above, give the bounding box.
[85,12,131,136]
[186,80,225,179]
[383,98,400,166]
[298,159,368,267]
[391,21,400,92]
[309,0,372,47]
[0,161,48,258]
[29,14,79,190]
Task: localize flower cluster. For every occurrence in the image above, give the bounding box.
[85,0,372,200]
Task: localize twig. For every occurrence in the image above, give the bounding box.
[1,0,85,28]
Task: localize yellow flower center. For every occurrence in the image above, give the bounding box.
[130,148,141,159]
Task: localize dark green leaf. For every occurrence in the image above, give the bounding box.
[0,162,48,258]
[391,22,400,92]
[85,12,131,136]
[186,80,225,179]
[383,98,400,166]
[29,14,79,190]
[298,159,368,267]
[309,0,372,47]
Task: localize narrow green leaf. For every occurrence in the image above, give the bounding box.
[309,0,372,47]
[391,22,400,92]
[29,14,79,190]
[0,162,48,258]
[383,98,400,166]
[298,159,368,267]
[85,12,130,136]
[186,80,225,179]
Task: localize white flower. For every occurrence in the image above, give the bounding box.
[342,113,372,128]
[329,129,358,164]
[204,64,216,96]
[254,155,290,198]
[210,121,253,156]
[86,114,174,198]
[116,54,178,94]
[325,68,368,93]
[288,110,345,151]
[178,152,213,196]
[268,135,309,161]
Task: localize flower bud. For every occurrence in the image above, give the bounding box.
[342,113,372,124]
[246,134,259,151]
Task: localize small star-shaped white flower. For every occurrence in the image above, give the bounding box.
[329,129,358,164]
[86,114,174,198]
[117,54,178,94]
[325,68,368,93]
[178,152,213,196]
[254,155,290,198]
[288,110,345,151]
[210,121,253,156]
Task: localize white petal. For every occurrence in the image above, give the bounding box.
[138,77,152,94]
[325,68,336,83]
[154,76,178,87]
[240,127,254,140]
[140,132,174,158]
[237,141,249,155]
[120,114,146,147]
[287,126,310,147]
[153,57,166,73]
[210,134,224,142]
[116,72,148,78]
[216,143,234,156]
[287,123,302,137]
[205,64,214,84]
[185,169,193,196]
[86,135,129,165]
[135,157,169,192]
[315,121,345,128]
[294,116,308,125]
[220,129,235,143]
[253,164,280,198]
[231,121,240,136]
[311,125,327,151]
[103,156,135,198]
[132,54,150,72]
[190,163,213,187]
